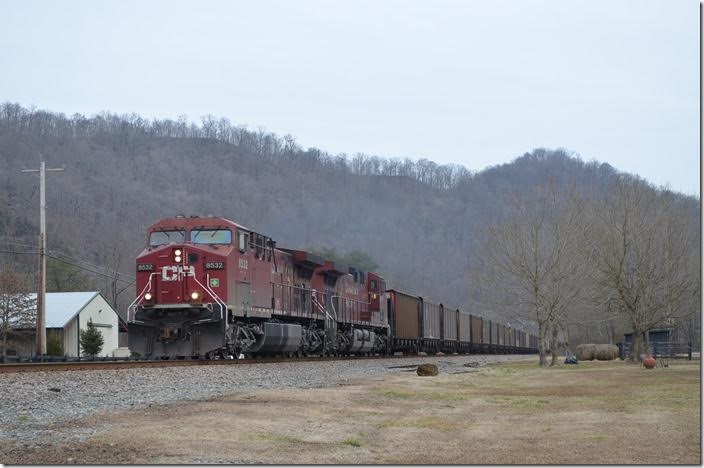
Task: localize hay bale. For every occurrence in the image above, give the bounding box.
[594,344,619,361]
[416,363,439,376]
[576,344,596,361]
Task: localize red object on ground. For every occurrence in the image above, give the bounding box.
[643,357,656,369]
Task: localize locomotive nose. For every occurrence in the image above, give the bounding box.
[148,244,226,307]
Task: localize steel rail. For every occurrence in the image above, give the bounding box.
[0,352,531,374]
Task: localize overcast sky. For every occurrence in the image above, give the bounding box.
[1,0,699,195]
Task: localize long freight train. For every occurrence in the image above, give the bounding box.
[127,215,538,358]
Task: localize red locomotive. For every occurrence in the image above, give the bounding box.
[128,215,388,358]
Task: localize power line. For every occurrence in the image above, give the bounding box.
[45,254,135,285]
[0,239,39,249]
[0,248,135,285]
[1,240,135,281]
[48,250,135,281]
[0,249,37,255]
[1,245,136,281]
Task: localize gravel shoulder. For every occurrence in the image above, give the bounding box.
[0,354,527,454]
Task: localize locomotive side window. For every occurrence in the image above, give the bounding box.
[324,275,337,288]
[250,233,258,257]
[148,229,185,246]
[190,229,232,245]
[256,234,264,259]
[238,231,248,253]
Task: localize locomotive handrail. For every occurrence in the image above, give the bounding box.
[270,281,322,293]
[331,294,375,326]
[203,273,228,326]
[190,272,227,328]
[311,289,336,324]
[270,282,334,319]
[331,295,371,306]
[127,272,156,323]
[330,295,339,321]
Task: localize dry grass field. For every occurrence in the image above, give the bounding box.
[3,359,700,464]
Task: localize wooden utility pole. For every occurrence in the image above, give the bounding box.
[22,160,64,356]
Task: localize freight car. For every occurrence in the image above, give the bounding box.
[385,290,538,355]
[127,216,538,358]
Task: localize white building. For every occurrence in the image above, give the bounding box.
[12,292,128,358]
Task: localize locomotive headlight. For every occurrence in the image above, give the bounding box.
[174,255,182,262]
[190,291,200,301]
[144,292,153,301]
[174,249,182,256]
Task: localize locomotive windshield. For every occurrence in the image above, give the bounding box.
[191,229,232,245]
[148,229,186,246]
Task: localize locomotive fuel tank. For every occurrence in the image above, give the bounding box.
[244,322,303,354]
[346,328,375,354]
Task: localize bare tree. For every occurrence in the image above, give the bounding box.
[0,269,36,356]
[471,181,583,366]
[582,177,696,362]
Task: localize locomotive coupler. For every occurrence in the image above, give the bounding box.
[157,326,190,343]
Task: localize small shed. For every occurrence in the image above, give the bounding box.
[49,292,124,357]
[14,292,127,357]
[624,329,671,346]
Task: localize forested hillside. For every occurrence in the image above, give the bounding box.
[0,103,699,352]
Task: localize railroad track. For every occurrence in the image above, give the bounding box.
[0,352,473,373]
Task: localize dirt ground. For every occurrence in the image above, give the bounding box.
[2,359,700,464]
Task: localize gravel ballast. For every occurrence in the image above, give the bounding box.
[0,354,529,447]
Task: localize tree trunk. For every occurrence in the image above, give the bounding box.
[538,322,548,366]
[628,329,642,362]
[550,324,559,366]
[2,328,6,357]
[643,331,651,357]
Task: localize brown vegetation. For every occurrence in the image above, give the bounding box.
[0,269,36,356]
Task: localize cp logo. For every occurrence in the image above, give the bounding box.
[161,265,195,281]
